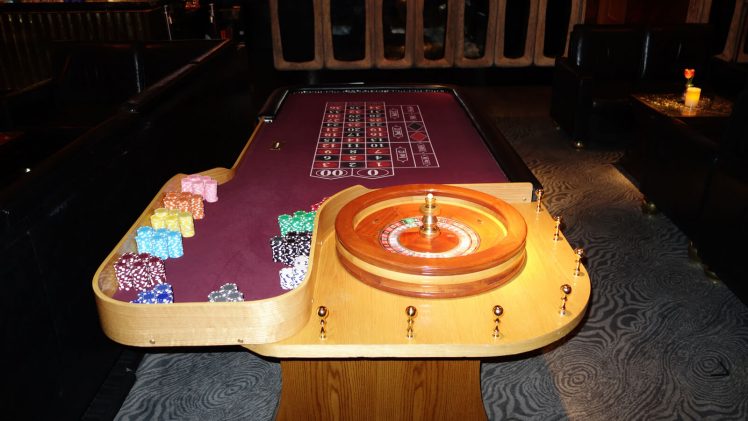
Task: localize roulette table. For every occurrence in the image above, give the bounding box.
[93,85,590,420]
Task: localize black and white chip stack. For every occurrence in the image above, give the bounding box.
[208,283,245,302]
[279,255,309,290]
[269,231,312,265]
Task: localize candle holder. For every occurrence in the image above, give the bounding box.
[684,87,701,109]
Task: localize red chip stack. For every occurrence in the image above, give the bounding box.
[114,252,167,292]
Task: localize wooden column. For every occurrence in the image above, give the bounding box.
[277,359,487,421]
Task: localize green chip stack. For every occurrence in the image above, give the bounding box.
[278,210,316,236]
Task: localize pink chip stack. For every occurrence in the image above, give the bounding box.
[181,174,218,203]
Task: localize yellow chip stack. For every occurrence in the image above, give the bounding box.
[165,211,181,232]
[150,208,169,229]
[178,211,195,238]
[150,208,195,238]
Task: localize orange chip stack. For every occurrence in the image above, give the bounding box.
[189,194,204,219]
[162,191,205,220]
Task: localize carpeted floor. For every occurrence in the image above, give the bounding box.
[115,91,748,421]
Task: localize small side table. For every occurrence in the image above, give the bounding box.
[631,93,733,119]
[623,93,734,182]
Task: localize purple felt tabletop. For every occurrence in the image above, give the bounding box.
[114,90,509,303]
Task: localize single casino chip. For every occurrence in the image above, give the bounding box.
[220,283,239,293]
[225,291,243,302]
[208,291,227,302]
[153,283,173,294]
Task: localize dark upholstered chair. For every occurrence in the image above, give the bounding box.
[550,25,644,147]
[551,24,714,147]
[638,25,714,92]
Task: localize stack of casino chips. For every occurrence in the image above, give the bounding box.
[135,226,184,259]
[279,256,309,290]
[271,202,326,290]
[277,210,316,236]
[269,231,312,265]
[114,252,167,292]
[150,208,195,238]
[131,283,174,304]
[162,191,205,220]
[207,283,244,302]
[181,174,218,203]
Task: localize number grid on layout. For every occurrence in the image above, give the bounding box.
[311,102,439,180]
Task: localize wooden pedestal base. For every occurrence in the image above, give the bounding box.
[276,359,487,421]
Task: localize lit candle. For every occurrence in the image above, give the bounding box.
[684,87,701,109]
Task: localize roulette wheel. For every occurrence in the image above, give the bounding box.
[335,184,528,298]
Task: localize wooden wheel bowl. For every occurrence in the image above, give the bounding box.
[334,184,528,298]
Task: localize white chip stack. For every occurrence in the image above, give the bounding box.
[279,255,309,290]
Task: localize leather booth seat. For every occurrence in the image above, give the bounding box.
[551,24,714,146]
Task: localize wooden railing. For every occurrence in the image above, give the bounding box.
[269,0,588,70]
[0,4,167,91]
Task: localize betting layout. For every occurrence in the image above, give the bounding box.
[311,102,440,180]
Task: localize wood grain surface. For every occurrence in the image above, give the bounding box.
[277,359,486,421]
[93,178,589,352]
[247,184,590,358]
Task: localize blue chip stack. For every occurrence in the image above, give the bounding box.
[147,228,183,260]
[152,229,169,259]
[135,226,155,254]
[166,230,183,258]
[131,282,174,304]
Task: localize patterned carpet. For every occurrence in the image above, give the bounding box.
[116,115,748,421]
